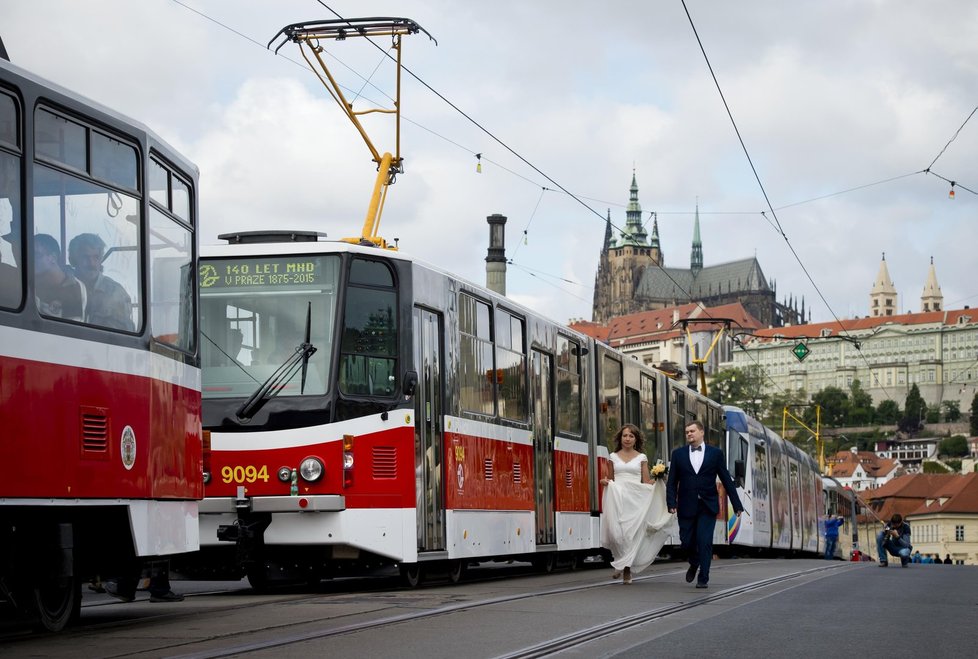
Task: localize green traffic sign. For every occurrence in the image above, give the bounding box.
[792,342,810,362]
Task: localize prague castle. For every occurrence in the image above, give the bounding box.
[592,173,804,327]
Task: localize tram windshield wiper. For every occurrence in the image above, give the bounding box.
[236,302,317,421]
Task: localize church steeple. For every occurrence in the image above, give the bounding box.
[618,170,648,247]
[602,208,614,252]
[690,202,703,276]
[921,256,943,312]
[869,252,897,317]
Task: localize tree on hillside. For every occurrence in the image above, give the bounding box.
[942,400,961,422]
[806,386,849,428]
[763,387,808,427]
[899,384,926,434]
[876,399,901,424]
[847,379,874,425]
[708,365,767,416]
[971,392,978,436]
[938,435,969,458]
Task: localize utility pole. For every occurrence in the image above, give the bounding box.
[783,404,823,473]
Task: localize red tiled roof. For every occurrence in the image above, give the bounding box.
[567,320,610,342]
[858,473,978,520]
[577,302,766,349]
[746,307,977,342]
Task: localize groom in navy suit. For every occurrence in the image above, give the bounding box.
[666,420,743,588]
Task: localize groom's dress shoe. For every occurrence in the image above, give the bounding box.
[685,565,697,583]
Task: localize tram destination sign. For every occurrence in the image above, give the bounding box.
[199,257,324,289]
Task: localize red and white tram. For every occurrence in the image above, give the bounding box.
[0,56,201,630]
[186,231,728,587]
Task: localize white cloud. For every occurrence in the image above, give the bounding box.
[3,0,975,323]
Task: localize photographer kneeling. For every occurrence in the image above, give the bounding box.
[876,513,912,568]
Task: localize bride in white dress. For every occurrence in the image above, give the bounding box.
[600,424,673,584]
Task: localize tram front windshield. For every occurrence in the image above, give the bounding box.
[199,254,339,400]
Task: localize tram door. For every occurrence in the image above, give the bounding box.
[413,307,445,550]
[531,350,556,545]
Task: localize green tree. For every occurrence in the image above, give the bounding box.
[876,399,901,424]
[899,384,926,434]
[807,386,850,428]
[942,400,961,422]
[764,387,808,428]
[708,365,768,415]
[970,393,978,435]
[925,407,941,424]
[939,435,969,458]
[847,379,874,425]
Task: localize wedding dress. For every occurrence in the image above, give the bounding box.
[600,452,673,574]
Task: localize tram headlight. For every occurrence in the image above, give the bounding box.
[343,452,354,469]
[277,466,293,483]
[203,471,211,485]
[299,457,324,483]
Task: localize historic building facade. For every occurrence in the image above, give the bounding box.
[592,173,803,327]
[728,257,976,411]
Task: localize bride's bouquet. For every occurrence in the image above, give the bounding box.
[650,459,668,481]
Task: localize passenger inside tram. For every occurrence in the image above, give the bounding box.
[34,233,86,321]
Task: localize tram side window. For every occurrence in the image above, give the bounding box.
[33,108,140,331]
[340,259,397,397]
[600,356,622,449]
[148,159,194,351]
[556,335,582,435]
[640,373,657,458]
[0,92,22,310]
[496,309,527,421]
[459,293,494,416]
[670,386,686,451]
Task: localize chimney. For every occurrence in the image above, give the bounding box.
[485,214,507,295]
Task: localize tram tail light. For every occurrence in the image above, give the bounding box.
[343,434,355,488]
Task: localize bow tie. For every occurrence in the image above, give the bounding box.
[690,446,702,452]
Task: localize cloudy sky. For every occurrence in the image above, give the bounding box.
[3,0,976,325]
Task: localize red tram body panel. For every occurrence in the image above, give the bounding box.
[1,56,201,631]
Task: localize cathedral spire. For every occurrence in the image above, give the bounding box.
[618,170,649,246]
[602,208,614,252]
[921,256,943,312]
[690,201,703,276]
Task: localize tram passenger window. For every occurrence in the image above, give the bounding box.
[340,259,397,397]
[556,336,582,435]
[670,387,685,451]
[640,373,657,458]
[600,356,622,449]
[459,293,494,415]
[0,116,23,309]
[91,131,137,191]
[149,207,193,351]
[496,310,526,421]
[34,109,86,172]
[33,107,141,331]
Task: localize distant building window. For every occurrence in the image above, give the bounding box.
[956,525,964,542]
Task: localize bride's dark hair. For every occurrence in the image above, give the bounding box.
[613,423,644,452]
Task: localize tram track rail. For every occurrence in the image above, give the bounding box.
[165,561,852,659]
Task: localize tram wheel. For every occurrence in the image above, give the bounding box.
[532,553,555,574]
[399,563,422,588]
[245,567,271,593]
[446,559,466,584]
[29,577,80,633]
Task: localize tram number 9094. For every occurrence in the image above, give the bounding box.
[221,465,270,484]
